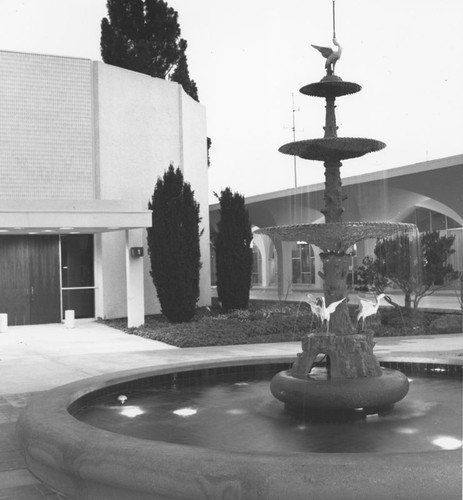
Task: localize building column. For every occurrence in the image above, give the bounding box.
[94,233,104,320]
[125,229,145,328]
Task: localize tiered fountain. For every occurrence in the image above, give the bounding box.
[256,36,413,414]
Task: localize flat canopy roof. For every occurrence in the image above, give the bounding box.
[0,199,151,235]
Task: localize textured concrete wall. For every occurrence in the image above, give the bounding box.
[0,51,95,199]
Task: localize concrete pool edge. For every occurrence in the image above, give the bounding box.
[17,351,462,500]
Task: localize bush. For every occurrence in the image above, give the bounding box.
[357,231,458,312]
[430,314,462,334]
[104,302,459,347]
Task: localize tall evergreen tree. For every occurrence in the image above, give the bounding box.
[214,188,253,311]
[101,0,199,101]
[170,39,198,101]
[147,165,202,322]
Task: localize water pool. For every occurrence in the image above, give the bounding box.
[73,369,462,454]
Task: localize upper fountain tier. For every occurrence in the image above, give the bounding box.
[280,75,386,162]
[300,75,361,98]
[279,137,386,162]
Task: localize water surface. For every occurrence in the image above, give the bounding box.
[74,371,462,454]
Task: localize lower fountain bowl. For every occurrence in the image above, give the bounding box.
[271,367,409,412]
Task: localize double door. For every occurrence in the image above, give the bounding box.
[0,236,61,325]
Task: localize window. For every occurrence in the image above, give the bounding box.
[292,243,315,284]
[61,234,95,319]
[251,246,262,285]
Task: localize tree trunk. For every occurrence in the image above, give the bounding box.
[404,292,412,312]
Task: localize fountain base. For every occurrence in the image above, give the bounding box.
[292,333,383,378]
[272,333,409,412]
[271,367,409,412]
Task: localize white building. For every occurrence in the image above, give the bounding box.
[0,50,210,327]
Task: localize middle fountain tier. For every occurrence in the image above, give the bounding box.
[256,71,413,414]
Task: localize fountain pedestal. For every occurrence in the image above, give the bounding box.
[292,333,382,379]
[319,252,352,334]
[271,332,409,414]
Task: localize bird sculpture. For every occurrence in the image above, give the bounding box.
[305,294,323,328]
[311,37,343,76]
[356,293,387,330]
[305,294,346,333]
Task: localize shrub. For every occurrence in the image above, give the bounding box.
[357,231,458,312]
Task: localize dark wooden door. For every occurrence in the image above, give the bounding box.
[29,236,61,324]
[0,236,31,325]
[0,236,61,325]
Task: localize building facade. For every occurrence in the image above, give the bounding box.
[210,155,463,296]
[0,50,211,326]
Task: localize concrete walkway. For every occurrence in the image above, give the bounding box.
[0,319,462,499]
[0,319,176,395]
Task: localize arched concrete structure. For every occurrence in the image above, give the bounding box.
[210,155,463,294]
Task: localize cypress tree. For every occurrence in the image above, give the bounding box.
[101,0,199,101]
[214,188,253,311]
[170,39,199,101]
[147,165,202,322]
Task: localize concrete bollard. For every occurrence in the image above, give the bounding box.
[0,313,7,333]
[64,310,75,329]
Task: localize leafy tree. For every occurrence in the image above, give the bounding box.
[214,188,253,311]
[101,0,198,101]
[147,165,202,322]
[357,231,458,312]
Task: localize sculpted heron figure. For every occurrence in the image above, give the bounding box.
[311,37,343,75]
[305,294,323,328]
[357,293,387,330]
[306,294,346,333]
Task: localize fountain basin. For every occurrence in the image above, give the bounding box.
[17,351,461,500]
[271,367,409,412]
[256,221,416,253]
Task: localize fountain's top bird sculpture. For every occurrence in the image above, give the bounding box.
[311,37,343,76]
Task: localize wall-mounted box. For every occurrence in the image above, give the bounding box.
[130,247,144,258]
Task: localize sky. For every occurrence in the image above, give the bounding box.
[0,0,461,203]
